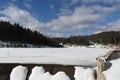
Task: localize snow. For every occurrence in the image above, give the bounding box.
[40,72,52,80]
[10,65,28,80]
[0,48,111,66]
[89,44,106,48]
[9,57,120,80]
[74,67,95,80]
[103,58,120,80]
[0,40,39,48]
[29,66,70,80]
[51,72,70,80]
[29,66,45,80]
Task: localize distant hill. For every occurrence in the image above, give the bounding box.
[0,20,62,47]
[52,31,120,46]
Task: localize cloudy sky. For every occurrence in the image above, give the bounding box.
[0,0,120,37]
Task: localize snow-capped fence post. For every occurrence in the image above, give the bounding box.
[96,57,107,80]
[10,65,28,80]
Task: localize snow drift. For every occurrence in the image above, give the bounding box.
[10,65,28,80]
[74,67,95,80]
[29,66,45,80]
[29,66,70,80]
[103,58,120,80]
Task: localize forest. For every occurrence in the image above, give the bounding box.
[52,31,120,46]
[0,20,62,47]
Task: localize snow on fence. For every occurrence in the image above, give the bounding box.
[10,66,71,80]
[10,65,28,80]
[9,50,120,80]
[0,48,111,66]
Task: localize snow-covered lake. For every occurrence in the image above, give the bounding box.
[0,48,111,66]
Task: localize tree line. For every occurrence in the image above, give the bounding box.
[52,31,120,46]
[0,20,62,47]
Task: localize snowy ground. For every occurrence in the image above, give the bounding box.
[0,48,111,66]
[103,58,120,80]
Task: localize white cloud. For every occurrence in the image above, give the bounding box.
[23,0,33,9]
[92,5,120,14]
[46,32,63,38]
[0,5,47,32]
[11,0,18,2]
[48,6,103,32]
[27,0,32,3]
[50,4,54,10]
[82,0,120,4]
[0,3,120,37]
[0,5,62,37]
[94,19,120,33]
[58,8,72,16]
[71,0,80,5]
[0,17,9,21]
[24,3,32,9]
[46,4,120,36]
[107,20,120,31]
[93,31,103,34]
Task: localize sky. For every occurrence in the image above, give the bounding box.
[0,0,120,37]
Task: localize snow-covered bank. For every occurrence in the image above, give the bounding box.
[103,58,120,80]
[0,48,111,66]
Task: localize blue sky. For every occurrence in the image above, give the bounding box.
[0,0,120,37]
